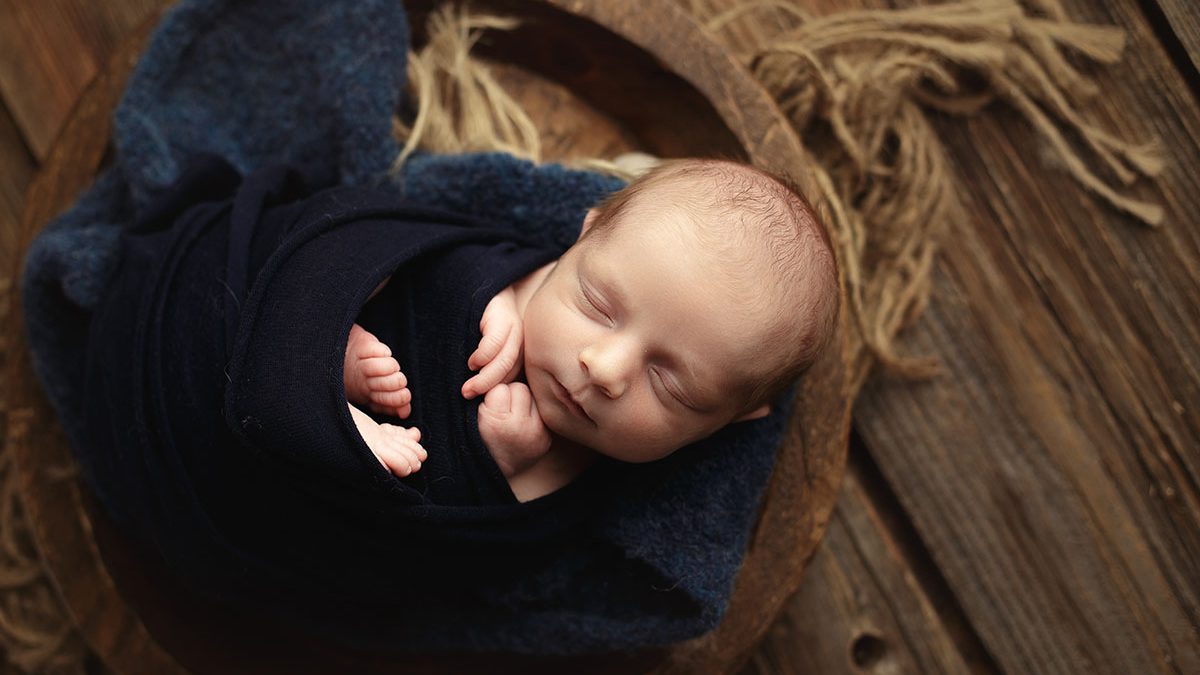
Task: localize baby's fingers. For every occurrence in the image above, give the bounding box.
[509,382,532,416]
[463,335,521,399]
[468,325,508,371]
[479,383,512,413]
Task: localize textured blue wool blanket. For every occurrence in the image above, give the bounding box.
[19,0,785,655]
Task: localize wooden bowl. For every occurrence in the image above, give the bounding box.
[8,1,852,673]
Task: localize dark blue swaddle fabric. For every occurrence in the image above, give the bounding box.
[19,0,788,655]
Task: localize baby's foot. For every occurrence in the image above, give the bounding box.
[348,403,427,477]
[344,323,412,418]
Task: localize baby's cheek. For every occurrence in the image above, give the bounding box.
[643,412,711,457]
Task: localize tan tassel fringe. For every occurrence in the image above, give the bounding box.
[390,6,542,170]
[389,5,640,180]
[0,446,90,674]
[680,0,1163,388]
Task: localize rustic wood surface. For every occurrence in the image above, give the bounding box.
[787,0,1199,673]
[1147,0,1200,83]
[1,0,1197,674]
[0,0,162,160]
[741,438,987,675]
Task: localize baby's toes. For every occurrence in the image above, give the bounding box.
[367,370,408,393]
[382,426,424,474]
[357,340,391,359]
[370,387,412,409]
[368,384,412,419]
[360,356,400,377]
[368,401,412,419]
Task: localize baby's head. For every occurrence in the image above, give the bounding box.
[522,158,839,462]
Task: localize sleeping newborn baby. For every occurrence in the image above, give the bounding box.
[344,158,839,502]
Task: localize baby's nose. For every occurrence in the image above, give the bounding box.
[579,337,635,398]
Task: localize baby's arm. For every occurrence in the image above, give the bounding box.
[477,382,552,479]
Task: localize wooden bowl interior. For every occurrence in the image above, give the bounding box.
[10,2,851,674]
[405,0,747,161]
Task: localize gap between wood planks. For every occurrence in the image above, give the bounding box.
[740,427,1003,675]
[1134,0,1200,94]
[844,430,1001,674]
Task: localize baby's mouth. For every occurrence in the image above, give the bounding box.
[553,377,595,425]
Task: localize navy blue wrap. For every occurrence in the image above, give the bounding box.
[18,0,789,654]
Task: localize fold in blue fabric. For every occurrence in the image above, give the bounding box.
[18,0,787,655]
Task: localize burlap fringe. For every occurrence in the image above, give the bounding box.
[681,0,1162,388]
[392,7,544,168]
[2,0,1162,672]
[1,280,90,673]
[389,4,640,180]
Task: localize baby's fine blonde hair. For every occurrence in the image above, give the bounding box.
[583,158,840,413]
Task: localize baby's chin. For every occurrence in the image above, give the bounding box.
[539,414,592,451]
[529,383,688,462]
[554,428,685,464]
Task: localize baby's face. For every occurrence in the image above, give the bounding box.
[522,203,770,462]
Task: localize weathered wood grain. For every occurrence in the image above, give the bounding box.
[0,101,33,300]
[487,61,639,161]
[6,14,186,675]
[740,445,985,675]
[0,0,97,160]
[686,0,1200,672]
[1147,0,1200,84]
[0,103,33,235]
[0,102,33,675]
[849,0,1200,668]
[0,0,164,160]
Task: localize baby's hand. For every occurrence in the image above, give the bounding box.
[462,287,523,400]
[477,382,552,478]
[345,323,412,418]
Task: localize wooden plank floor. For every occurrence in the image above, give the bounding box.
[1,1,1196,674]
[790,0,1198,673]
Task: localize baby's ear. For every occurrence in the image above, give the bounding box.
[735,404,771,422]
[578,209,599,241]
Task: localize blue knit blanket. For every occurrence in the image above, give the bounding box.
[19,0,784,655]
